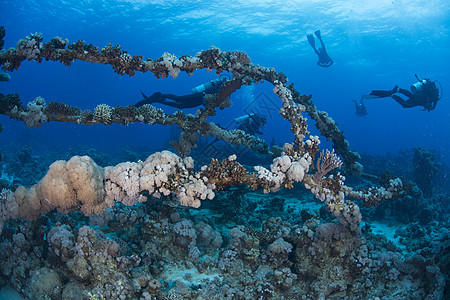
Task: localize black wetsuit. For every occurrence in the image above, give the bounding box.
[237,114,267,135]
[353,97,368,117]
[307,30,333,68]
[136,79,227,109]
[135,92,204,109]
[369,80,440,111]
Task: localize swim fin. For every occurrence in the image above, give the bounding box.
[149,92,163,102]
[135,91,163,107]
[307,34,315,48]
[314,30,321,39]
[140,90,148,99]
[369,86,398,98]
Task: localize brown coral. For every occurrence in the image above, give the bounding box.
[44,101,81,116]
[201,156,255,189]
[93,103,112,124]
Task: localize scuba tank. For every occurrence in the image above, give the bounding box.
[191,76,228,94]
[411,80,427,93]
[411,74,443,101]
[234,113,255,124]
[411,74,427,93]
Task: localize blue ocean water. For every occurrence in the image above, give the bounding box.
[1,0,449,162]
[0,1,450,299]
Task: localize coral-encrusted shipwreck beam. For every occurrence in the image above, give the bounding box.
[0,32,409,235]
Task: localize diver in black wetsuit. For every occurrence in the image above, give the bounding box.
[235,113,267,135]
[135,76,229,109]
[307,30,333,68]
[368,74,442,111]
[353,96,368,117]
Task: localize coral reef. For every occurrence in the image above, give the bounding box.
[0,30,446,299]
[0,93,22,115]
[44,101,82,117]
[413,147,440,197]
[93,103,113,125]
[0,31,415,236]
[0,189,447,299]
[0,143,409,238]
[1,34,359,172]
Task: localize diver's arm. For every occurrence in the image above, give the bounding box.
[360,95,366,104]
[429,97,438,110]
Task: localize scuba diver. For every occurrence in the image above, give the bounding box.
[0,72,10,82]
[135,76,229,109]
[307,30,333,68]
[234,113,267,135]
[367,74,442,111]
[353,96,368,117]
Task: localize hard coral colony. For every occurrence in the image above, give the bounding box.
[0,29,447,299]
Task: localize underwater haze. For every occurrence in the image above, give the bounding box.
[0,0,450,299]
[1,0,449,161]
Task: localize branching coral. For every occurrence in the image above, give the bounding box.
[2,33,355,169]
[23,96,48,128]
[15,32,44,61]
[0,31,413,235]
[44,101,82,116]
[93,103,112,124]
[201,155,255,189]
[313,149,343,184]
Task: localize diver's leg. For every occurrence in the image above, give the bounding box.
[307,34,320,55]
[161,93,204,109]
[318,38,326,50]
[158,99,185,109]
[392,95,417,108]
[135,99,149,107]
[160,93,177,101]
[369,90,394,98]
[307,34,315,47]
[314,30,327,50]
[398,88,413,98]
[135,92,163,107]
[369,85,399,98]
